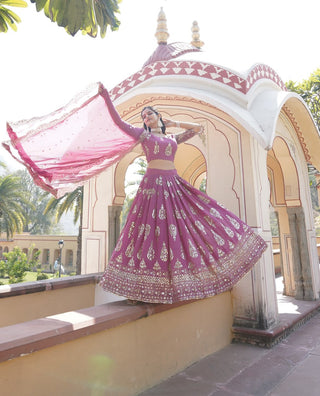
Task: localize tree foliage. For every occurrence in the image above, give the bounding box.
[0,174,26,238]
[286,69,320,131]
[30,0,121,37]
[0,245,40,283]
[14,169,56,234]
[0,0,27,33]
[44,186,83,274]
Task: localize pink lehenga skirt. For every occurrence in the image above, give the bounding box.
[99,168,267,304]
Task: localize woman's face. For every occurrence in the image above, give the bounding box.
[141,108,159,129]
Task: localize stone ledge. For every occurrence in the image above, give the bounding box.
[232,298,320,348]
[0,273,101,298]
[0,299,193,363]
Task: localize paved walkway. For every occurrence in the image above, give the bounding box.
[140,280,320,396]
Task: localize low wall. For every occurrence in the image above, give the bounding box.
[0,274,99,327]
[0,292,232,396]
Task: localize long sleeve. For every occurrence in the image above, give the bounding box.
[175,129,199,144]
[99,84,145,141]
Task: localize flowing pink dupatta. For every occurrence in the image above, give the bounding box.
[3,83,144,197]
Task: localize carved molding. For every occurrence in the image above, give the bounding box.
[283,105,311,162]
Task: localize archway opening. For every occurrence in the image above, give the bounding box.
[268,136,313,301]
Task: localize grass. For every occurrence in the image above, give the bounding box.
[0,271,61,285]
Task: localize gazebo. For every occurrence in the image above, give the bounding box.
[81,8,320,333]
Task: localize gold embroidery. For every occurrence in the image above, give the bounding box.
[210,207,223,219]
[138,224,145,238]
[175,208,182,219]
[160,242,168,261]
[128,257,135,267]
[155,226,160,237]
[147,243,155,261]
[165,143,172,156]
[153,261,161,271]
[211,230,225,246]
[188,239,199,258]
[115,234,123,251]
[174,260,183,269]
[196,202,204,211]
[159,204,166,220]
[195,220,206,234]
[128,222,135,238]
[140,259,146,269]
[204,215,214,227]
[144,224,151,240]
[170,248,174,260]
[125,240,134,257]
[154,141,159,154]
[169,224,177,241]
[156,176,163,185]
[227,215,240,229]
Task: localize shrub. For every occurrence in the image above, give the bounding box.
[36,271,49,281]
[1,247,31,284]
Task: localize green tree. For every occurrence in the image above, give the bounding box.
[44,186,83,274]
[1,0,121,37]
[14,169,56,234]
[31,0,121,37]
[0,174,26,238]
[286,69,320,131]
[0,0,27,33]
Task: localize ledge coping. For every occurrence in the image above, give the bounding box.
[0,299,194,363]
[0,273,101,299]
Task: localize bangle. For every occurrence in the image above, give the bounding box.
[176,122,180,128]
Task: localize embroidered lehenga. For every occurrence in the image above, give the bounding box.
[99,128,267,303]
[3,82,267,304]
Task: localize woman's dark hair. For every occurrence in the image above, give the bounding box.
[141,106,166,134]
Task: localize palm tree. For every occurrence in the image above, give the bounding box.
[0,0,27,33]
[44,186,83,275]
[0,175,26,238]
[1,0,121,37]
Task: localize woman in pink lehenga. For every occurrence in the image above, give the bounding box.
[99,105,267,304]
[4,83,267,305]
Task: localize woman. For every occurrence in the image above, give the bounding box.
[99,105,267,304]
[4,83,267,304]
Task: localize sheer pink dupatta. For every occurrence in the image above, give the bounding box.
[3,83,144,197]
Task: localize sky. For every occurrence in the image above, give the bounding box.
[1,0,320,170]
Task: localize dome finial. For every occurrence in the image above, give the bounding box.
[191,21,204,49]
[155,7,169,45]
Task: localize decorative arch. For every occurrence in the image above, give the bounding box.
[268,136,313,300]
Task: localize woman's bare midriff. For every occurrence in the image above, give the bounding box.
[147,159,175,170]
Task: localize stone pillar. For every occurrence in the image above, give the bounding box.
[232,139,277,330]
[108,205,123,260]
[287,207,314,300]
[276,206,295,296]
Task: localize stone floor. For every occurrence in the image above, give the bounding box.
[140,278,320,395]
